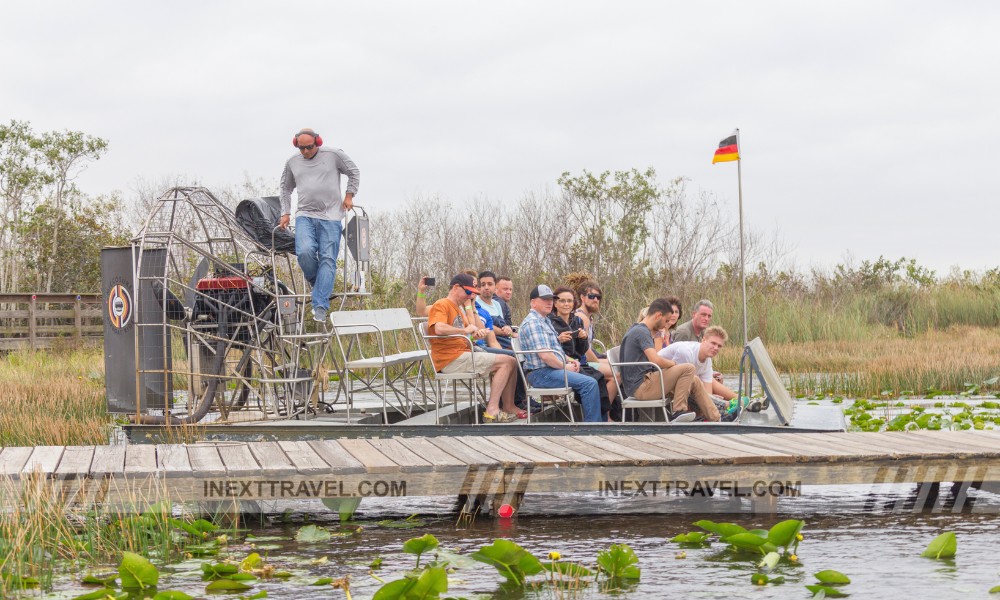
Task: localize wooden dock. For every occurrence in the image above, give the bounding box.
[2,430,999,513]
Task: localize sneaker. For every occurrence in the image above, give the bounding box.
[312,307,327,323]
[720,411,739,423]
[668,411,696,423]
[515,398,543,414]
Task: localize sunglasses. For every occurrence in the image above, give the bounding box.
[298,144,316,152]
[586,293,602,300]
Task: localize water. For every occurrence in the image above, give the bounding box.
[42,486,1000,599]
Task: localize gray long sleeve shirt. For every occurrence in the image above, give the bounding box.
[279,146,360,221]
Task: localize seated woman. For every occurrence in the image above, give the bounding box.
[664,295,683,346]
[548,286,614,421]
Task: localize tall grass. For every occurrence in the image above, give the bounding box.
[0,476,186,597]
[714,326,1000,397]
[0,347,114,446]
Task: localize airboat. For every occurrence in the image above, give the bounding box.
[105,187,845,443]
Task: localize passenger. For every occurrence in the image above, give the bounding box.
[619,298,720,422]
[658,325,738,422]
[518,284,603,422]
[548,286,613,421]
[426,273,524,423]
[663,295,683,345]
[414,275,432,318]
[278,128,360,323]
[574,280,620,420]
[476,271,513,350]
[670,298,727,391]
[672,299,713,342]
[495,276,515,326]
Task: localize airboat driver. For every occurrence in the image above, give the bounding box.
[278,128,360,322]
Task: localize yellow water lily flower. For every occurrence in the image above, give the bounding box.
[547,551,561,561]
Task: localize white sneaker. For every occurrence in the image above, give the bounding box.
[668,411,697,423]
[312,307,327,322]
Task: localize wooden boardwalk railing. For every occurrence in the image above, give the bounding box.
[0,293,103,350]
[2,430,999,514]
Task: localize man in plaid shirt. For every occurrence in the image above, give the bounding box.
[518,284,602,422]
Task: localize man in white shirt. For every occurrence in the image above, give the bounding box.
[659,325,737,406]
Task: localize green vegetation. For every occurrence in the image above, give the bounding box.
[0,346,113,446]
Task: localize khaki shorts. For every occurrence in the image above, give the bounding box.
[440,351,497,376]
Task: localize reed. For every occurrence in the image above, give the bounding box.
[0,348,114,447]
[715,326,1000,397]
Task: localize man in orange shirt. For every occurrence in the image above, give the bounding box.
[427,273,522,423]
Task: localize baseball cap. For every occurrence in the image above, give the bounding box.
[529,284,555,299]
[449,273,479,295]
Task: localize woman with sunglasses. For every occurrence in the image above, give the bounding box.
[549,286,613,421]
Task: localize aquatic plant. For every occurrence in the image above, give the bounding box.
[921,532,957,559]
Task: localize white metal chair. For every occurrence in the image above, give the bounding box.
[606,345,672,422]
[329,308,429,423]
[418,321,489,424]
[512,342,576,424]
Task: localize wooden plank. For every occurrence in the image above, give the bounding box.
[543,435,636,464]
[515,435,606,464]
[723,433,857,462]
[572,435,662,464]
[425,437,498,466]
[336,439,399,473]
[54,446,95,479]
[124,444,158,477]
[863,432,976,458]
[22,446,65,475]
[604,435,702,464]
[637,434,743,464]
[688,433,797,464]
[904,430,1000,456]
[395,437,470,469]
[247,441,297,476]
[279,441,333,475]
[308,440,367,474]
[488,436,567,466]
[90,445,126,478]
[454,436,534,465]
[186,445,226,477]
[157,444,192,478]
[0,447,34,478]
[792,433,890,460]
[367,438,434,472]
[217,444,262,477]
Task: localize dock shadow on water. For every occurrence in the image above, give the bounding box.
[33,486,1000,599]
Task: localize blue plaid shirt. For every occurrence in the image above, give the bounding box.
[518,309,564,371]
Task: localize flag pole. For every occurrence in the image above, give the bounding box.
[736,128,748,348]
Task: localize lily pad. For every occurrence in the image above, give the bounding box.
[767,520,804,548]
[470,539,543,584]
[806,584,849,597]
[671,532,711,545]
[153,592,195,600]
[921,532,957,559]
[596,543,640,580]
[119,551,160,590]
[815,570,851,585]
[373,566,448,600]
[206,579,253,592]
[295,524,332,543]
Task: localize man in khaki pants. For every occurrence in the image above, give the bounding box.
[618,298,720,422]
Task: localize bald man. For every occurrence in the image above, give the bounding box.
[279,128,360,322]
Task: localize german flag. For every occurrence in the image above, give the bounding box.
[712,130,739,164]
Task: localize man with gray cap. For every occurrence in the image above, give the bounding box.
[517,284,602,422]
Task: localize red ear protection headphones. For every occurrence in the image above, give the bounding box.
[292,130,323,148]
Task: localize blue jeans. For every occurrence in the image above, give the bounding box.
[527,367,602,422]
[295,216,342,313]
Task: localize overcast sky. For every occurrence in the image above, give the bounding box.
[3,1,998,274]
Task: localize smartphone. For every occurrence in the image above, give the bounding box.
[423,277,436,287]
